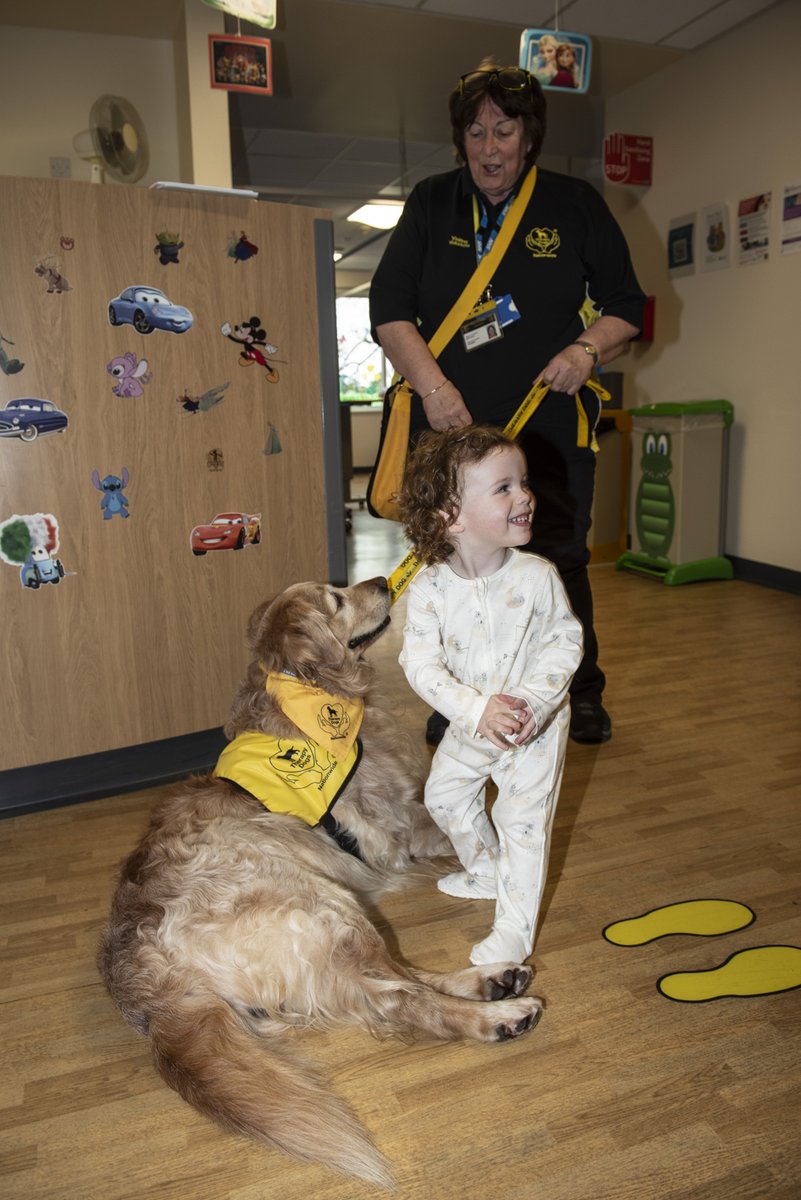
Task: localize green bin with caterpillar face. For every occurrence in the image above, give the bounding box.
[617,400,734,585]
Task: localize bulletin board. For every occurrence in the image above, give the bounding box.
[0,177,340,775]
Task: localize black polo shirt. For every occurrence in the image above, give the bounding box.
[370,165,645,429]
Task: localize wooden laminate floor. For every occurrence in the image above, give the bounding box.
[2,506,800,1200]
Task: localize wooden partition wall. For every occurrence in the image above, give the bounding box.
[0,178,340,779]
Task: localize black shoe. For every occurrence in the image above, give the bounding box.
[425,711,449,747]
[569,700,612,744]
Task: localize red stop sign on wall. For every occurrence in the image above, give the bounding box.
[603,133,653,186]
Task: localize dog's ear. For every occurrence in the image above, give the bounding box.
[249,593,346,681]
[246,597,279,654]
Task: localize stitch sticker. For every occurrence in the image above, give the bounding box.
[91,468,131,520]
[108,286,193,335]
[190,511,261,555]
[176,382,230,414]
[227,230,259,262]
[34,256,72,293]
[106,353,152,397]
[221,316,281,382]
[0,512,70,589]
[0,330,24,375]
[0,397,68,441]
[154,230,185,265]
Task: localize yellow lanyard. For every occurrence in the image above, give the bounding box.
[387,376,610,604]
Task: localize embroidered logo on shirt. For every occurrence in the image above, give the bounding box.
[525,227,561,258]
[449,235,471,249]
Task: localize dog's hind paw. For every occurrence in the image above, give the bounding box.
[486,965,533,1001]
[494,1000,542,1041]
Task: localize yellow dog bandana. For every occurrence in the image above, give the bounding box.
[263,671,364,762]
[213,730,361,828]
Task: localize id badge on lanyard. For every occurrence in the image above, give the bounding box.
[460,195,521,353]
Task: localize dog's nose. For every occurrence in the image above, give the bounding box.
[365,576,388,594]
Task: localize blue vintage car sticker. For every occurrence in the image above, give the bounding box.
[108,285,193,335]
[0,398,68,442]
[0,512,71,590]
[106,353,152,397]
[91,468,131,520]
[0,329,24,376]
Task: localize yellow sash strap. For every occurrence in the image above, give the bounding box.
[387,375,611,604]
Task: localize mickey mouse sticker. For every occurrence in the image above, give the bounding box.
[221,316,282,382]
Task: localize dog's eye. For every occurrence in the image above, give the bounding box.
[331,592,344,611]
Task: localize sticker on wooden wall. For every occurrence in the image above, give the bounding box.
[0,512,70,590]
[106,353,152,398]
[154,230,185,265]
[207,449,225,471]
[190,511,261,555]
[176,381,230,414]
[221,316,281,382]
[0,397,68,441]
[226,230,259,262]
[34,256,72,294]
[108,286,193,335]
[60,236,75,251]
[91,468,131,520]
[263,422,282,455]
[0,329,24,376]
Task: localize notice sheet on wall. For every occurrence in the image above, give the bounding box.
[700,203,730,272]
[780,182,801,255]
[737,192,771,265]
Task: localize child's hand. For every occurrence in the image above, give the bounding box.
[477,694,527,749]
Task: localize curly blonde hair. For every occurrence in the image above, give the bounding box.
[398,426,519,565]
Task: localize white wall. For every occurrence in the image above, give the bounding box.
[0,27,182,186]
[605,0,801,573]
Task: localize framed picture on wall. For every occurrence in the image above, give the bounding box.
[519,28,592,94]
[208,35,273,96]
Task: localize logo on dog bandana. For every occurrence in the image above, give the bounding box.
[264,671,364,761]
[525,227,560,258]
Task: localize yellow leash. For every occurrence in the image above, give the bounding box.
[387,377,610,604]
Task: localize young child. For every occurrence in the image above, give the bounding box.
[398,427,583,966]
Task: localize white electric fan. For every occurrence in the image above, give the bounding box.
[73,95,150,184]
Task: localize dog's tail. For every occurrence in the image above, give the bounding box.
[148,994,395,1189]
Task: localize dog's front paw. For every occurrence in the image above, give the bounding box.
[493,996,543,1041]
[486,964,533,1001]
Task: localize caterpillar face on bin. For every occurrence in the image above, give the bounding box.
[635,431,675,559]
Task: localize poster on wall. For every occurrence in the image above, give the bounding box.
[667,213,696,277]
[700,203,730,272]
[737,192,771,265]
[603,133,653,187]
[780,182,801,255]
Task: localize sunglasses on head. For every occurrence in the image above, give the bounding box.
[458,67,533,96]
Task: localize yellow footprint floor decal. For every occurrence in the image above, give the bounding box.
[603,898,755,946]
[657,945,801,1002]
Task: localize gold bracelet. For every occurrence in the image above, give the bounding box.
[421,379,449,400]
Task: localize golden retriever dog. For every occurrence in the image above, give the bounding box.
[98,577,542,1187]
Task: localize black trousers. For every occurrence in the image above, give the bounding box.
[517,389,604,704]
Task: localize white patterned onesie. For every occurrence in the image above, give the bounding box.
[400,549,583,965]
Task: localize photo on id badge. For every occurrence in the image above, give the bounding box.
[461,294,519,351]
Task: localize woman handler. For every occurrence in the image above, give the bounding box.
[369,60,645,746]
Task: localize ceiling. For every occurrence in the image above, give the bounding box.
[0,0,782,289]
